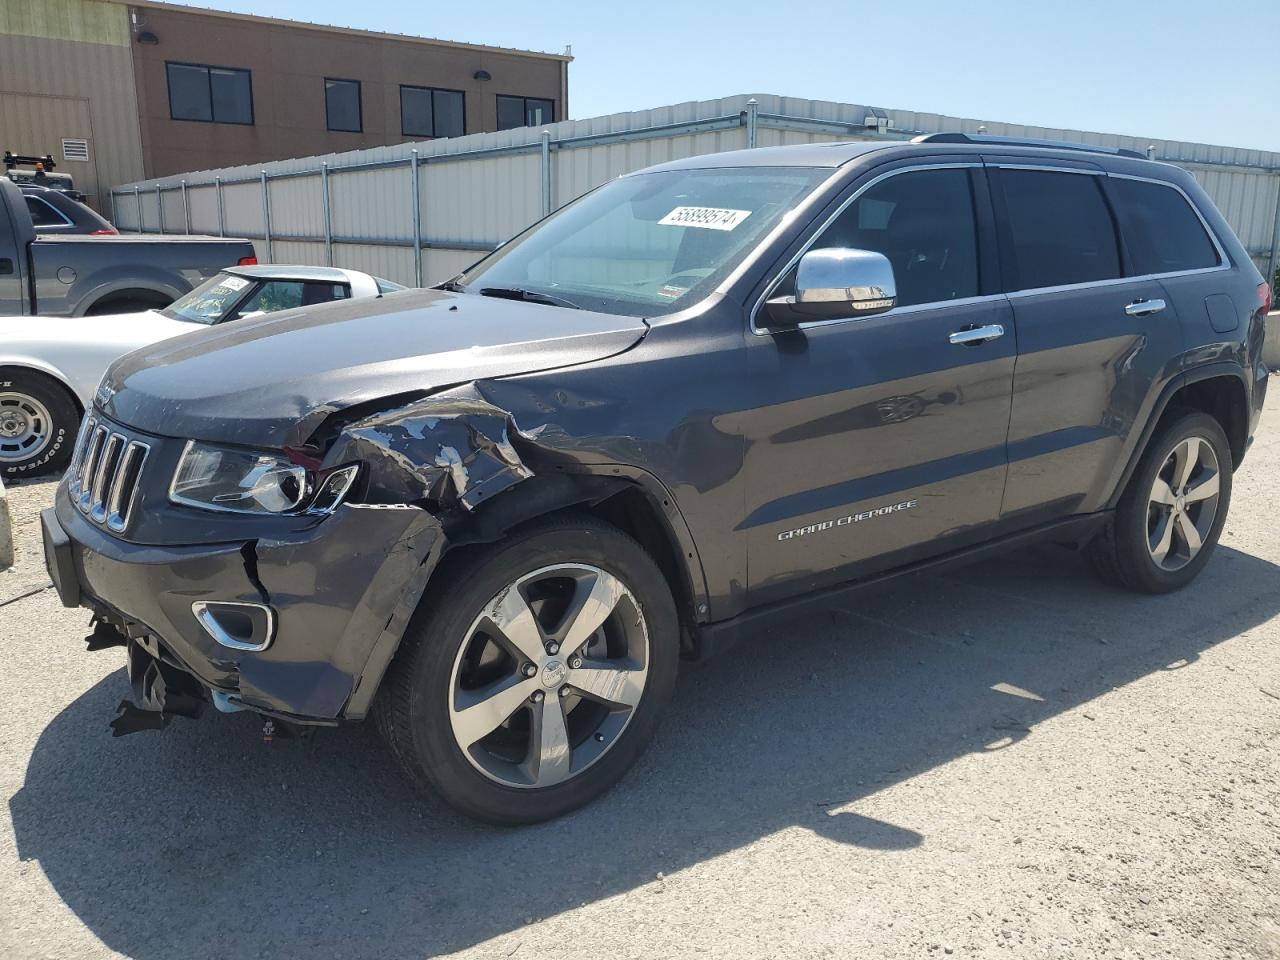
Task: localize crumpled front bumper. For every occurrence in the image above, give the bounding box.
[45,481,446,722]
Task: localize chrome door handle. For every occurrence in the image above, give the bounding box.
[949,323,1005,345]
[1125,298,1167,317]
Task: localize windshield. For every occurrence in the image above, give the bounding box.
[162,272,255,324]
[162,273,352,324]
[453,166,829,317]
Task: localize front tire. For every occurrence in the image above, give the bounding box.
[1088,410,1232,593]
[375,514,679,824]
[0,370,79,479]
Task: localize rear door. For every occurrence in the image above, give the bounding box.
[991,161,1185,525]
[741,162,1016,607]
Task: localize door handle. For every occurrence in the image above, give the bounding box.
[1125,298,1167,317]
[949,323,1004,346]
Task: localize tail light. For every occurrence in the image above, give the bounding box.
[1260,281,1274,317]
[238,256,258,266]
[89,228,118,236]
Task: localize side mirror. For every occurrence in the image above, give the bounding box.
[764,248,897,328]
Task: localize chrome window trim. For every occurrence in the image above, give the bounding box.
[985,162,1104,175]
[749,162,984,336]
[25,195,73,227]
[750,161,1237,334]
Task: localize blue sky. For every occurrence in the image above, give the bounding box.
[169,0,1280,151]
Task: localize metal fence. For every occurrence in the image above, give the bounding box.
[110,93,1280,289]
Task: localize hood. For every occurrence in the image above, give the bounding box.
[99,288,647,447]
[0,310,175,346]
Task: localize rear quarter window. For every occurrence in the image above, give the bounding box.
[1107,177,1220,275]
[25,195,69,227]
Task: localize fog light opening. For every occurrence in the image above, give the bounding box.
[192,600,276,652]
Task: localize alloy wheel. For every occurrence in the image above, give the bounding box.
[447,563,650,789]
[1146,436,1220,572]
[0,392,53,464]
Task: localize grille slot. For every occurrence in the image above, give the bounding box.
[68,416,150,532]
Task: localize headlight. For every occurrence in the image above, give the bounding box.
[170,441,358,516]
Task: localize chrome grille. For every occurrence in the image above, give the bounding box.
[68,416,150,533]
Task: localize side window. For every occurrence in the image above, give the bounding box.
[1108,178,1220,275]
[807,168,980,308]
[235,281,347,318]
[25,196,68,227]
[999,170,1120,290]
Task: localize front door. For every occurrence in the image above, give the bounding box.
[741,164,1016,607]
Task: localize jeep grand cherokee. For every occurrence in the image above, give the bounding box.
[43,134,1272,824]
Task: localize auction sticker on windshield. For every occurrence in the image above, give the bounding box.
[659,206,752,231]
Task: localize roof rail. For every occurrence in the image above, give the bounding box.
[911,132,1147,160]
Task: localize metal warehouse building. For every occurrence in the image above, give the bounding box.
[108,93,1280,291]
[0,0,569,209]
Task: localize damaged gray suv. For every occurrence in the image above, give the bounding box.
[42,134,1272,823]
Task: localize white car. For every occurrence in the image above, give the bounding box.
[0,265,401,478]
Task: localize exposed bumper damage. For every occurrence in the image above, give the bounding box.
[54,386,631,735]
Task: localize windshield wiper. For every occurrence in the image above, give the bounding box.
[437,279,467,292]
[478,286,581,310]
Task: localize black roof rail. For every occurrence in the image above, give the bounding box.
[911,132,1147,160]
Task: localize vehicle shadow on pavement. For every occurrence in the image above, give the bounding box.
[11,542,1280,959]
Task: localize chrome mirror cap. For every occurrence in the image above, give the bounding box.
[796,247,897,312]
[764,247,898,327]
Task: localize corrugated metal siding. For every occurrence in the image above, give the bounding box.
[113,93,1280,286]
[0,2,144,210]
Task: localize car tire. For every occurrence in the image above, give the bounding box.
[0,369,80,479]
[1088,409,1232,594]
[374,513,679,824]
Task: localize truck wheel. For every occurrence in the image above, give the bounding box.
[1088,410,1231,593]
[375,514,679,824]
[0,371,79,479]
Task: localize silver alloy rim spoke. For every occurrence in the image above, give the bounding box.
[451,675,538,749]
[1149,477,1177,506]
[570,660,646,708]
[448,562,650,790]
[560,570,627,657]
[527,696,573,786]
[1172,437,1200,490]
[1150,512,1175,565]
[1184,471,1218,503]
[483,584,546,663]
[1175,511,1203,554]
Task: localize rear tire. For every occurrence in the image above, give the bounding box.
[1088,410,1231,593]
[374,514,679,824]
[0,370,79,479]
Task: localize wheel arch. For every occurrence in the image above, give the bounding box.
[0,361,84,417]
[1107,363,1249,510]
[440,467,709,636]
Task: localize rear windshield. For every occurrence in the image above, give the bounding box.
[454,166,830,317]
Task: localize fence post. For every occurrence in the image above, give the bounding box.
[410,149,422,287]
[540,130,552,217]
[134,186,141,233]
[260,170,273,262]
[746,98,759,150]
[1267,174,1280,297]
[156,184,164,234]
[321,162,333,266]
[181,180,191,233]
[215,177,225,237]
